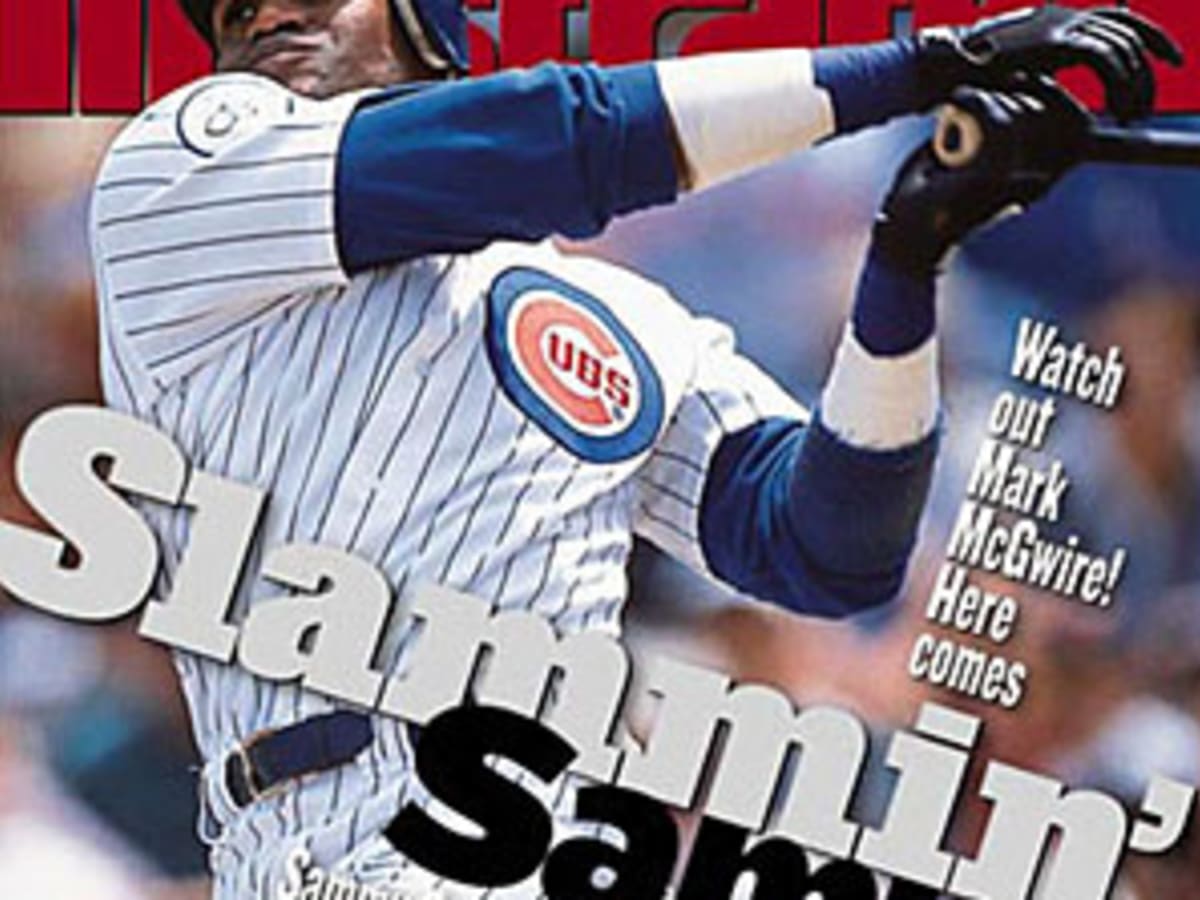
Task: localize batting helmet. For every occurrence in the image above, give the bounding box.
[179,0,469,74]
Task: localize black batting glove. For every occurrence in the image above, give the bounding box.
[873,80,1092,278]
[917,6,1183,124]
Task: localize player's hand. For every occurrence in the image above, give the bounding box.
[873,81,1092,276]
[918,6,1183,124]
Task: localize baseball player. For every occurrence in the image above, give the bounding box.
[88,2,1177,897]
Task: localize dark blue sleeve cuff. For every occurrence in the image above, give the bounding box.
[813,37,930,134]
[700,413,938,618]
[852,243,937,356]
[607,64,680,218]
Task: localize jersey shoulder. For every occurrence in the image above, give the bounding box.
[102,74,287,166]
[95,74,362,197]
[90,75,361,389]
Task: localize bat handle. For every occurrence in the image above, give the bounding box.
[933,103,1200,170]
[933,104,986,169]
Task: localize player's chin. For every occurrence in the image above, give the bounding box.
[250,56,334,99]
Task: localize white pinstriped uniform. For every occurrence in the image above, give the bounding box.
[90,74,807,899]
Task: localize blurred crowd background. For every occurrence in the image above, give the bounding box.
[2,96,1200,897]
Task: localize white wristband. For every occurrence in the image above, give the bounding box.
[654,50,836,191]
[821,329,940,450]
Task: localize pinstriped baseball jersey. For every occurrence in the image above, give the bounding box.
[90,73,807,897]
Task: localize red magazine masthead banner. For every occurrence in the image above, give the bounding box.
[3,0,1200,114]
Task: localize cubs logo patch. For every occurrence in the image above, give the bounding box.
[176,77,290,157]
[486,268,664,462]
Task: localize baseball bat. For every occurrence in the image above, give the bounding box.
[933,104,1200,169]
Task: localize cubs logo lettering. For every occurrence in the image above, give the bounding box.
[513,296,634,432]
[486,268,664,462]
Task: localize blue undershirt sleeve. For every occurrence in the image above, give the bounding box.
[699,414,938,618]
[813,38,934,134]
[335,63,679,273]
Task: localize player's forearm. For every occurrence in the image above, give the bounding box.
[699,408,937,619]
[782,249,942,611]
[657,39,934,191]
[661,5,1184,190]
[786,409,938,612]
[336,42,945,272]
[334,40,940,271]
[698,249,940,618]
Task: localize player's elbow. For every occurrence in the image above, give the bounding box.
[742,535,911,620]
[795,561,908,619]
[700,414,937,619]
